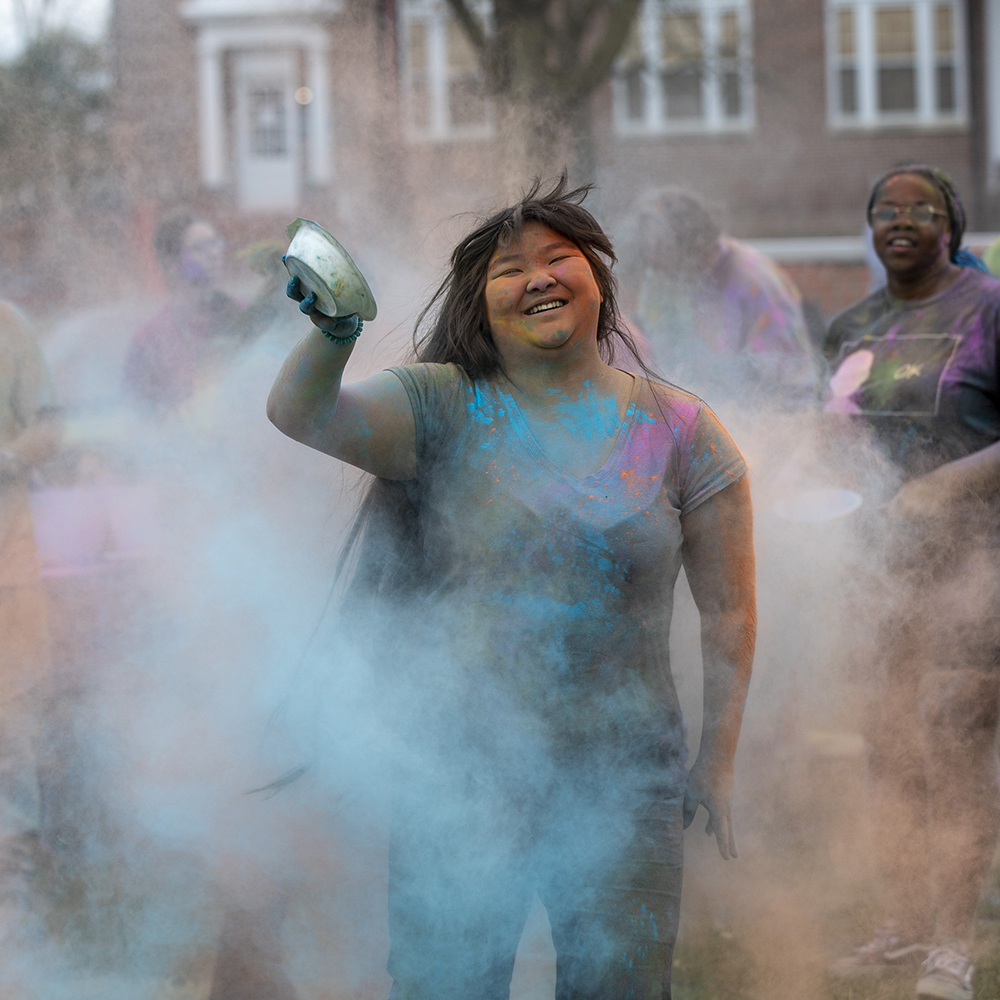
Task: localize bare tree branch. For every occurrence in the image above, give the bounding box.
[443,0,488,50]
[564,0,643,103]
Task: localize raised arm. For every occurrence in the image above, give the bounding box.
[266,285,416,480]
[679,474,756,859]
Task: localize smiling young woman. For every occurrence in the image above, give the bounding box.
[268,176,755,1000]
[824,166,1000,1000]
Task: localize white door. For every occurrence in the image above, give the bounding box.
[234,51,300,212]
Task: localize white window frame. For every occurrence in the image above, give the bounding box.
[399,0,493,143]
[825,0,967,129]
[612,0,755,137]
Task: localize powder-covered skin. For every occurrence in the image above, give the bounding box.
[824,267,1000,480]
[388,362,746,794]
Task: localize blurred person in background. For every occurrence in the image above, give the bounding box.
[123,210,243,413]
[824,165,1000,1000]
[982,234,1000,279]
[0,300,60,972]
[617,186,817,407]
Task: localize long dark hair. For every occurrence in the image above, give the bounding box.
[340,174,652,600]
[411,173,645,374]
[258,179,655,794]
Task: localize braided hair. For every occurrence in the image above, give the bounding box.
[866,164,965,260]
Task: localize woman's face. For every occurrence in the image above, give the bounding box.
[484,222,603,360]
[179,220,226,285]
[870,174,952,279]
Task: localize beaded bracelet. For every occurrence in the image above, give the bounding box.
[323,318,363,346]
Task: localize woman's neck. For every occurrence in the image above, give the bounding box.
[500,342,625,411]
[887,255,962,302]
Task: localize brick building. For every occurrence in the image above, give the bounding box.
[108,0,1000,315]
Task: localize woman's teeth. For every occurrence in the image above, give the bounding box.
[526,300,567,315]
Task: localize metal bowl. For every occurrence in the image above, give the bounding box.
[283,218,378,321]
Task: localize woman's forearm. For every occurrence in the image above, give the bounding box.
[680,477,756,779]
[266,327,356,448]
[696,608,755,773]
[892,438,1000,518]
[937,438,1000,496]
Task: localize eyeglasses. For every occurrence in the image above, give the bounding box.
[871,204,948,225]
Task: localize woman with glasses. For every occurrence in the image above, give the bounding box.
[268,177,755,1000]
[825,165,1000,1000]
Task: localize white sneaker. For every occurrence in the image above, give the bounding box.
[828,921,931,978]
[916,944,974,1000]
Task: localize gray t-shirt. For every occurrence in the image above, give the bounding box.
[380,363,746,794]
[824,267,1000,479]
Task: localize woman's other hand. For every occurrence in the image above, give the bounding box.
[683,759,737,859]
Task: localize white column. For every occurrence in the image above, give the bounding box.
[429,13,449,138]
[857,0,877,126]
[702,7,722,129]
[643,0,662,130]
[196,35,227,188]
[984,0,1000,189]
[740,3,755,128]
[306,40,333,183]
[914,0,934,123]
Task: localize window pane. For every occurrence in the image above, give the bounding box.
[837,8,856,57]
[935,3,954,55]
[936,63,955,111]
[621,16,644,69]
[408,21,427,72]
[447,20,478,72]
[625,68,645,120]
[249,87,286,156]
[663,67,703,118]
[722,70,741,116]
[878,66,916,110]
[876,7,915,56]
[839,66,858,113]
[662,13,703,65]
[719,11,740,59]
[449,77,487,126]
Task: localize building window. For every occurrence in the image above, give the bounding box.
[827,0,965,128]
[400,0,492,141]
[614,0,754,135]
[249,86,288,157]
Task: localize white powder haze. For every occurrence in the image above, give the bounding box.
[1,14,993,998]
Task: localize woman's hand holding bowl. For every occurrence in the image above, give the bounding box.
[286,275,361,338]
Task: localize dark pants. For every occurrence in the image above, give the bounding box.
[861,519,1000,943]
[385,789,684,1000]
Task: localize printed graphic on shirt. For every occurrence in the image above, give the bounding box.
[825,333,961,416]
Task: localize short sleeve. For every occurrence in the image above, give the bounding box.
[0,303,58,430]
[388,363,469,473]
[677,405,747,515]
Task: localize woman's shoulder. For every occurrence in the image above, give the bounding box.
[388,361,473,399]
[636,373,715,423]
[952,265,1000,304]
[633,374,739,449]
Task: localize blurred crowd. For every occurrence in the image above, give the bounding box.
[1,169,999,999]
